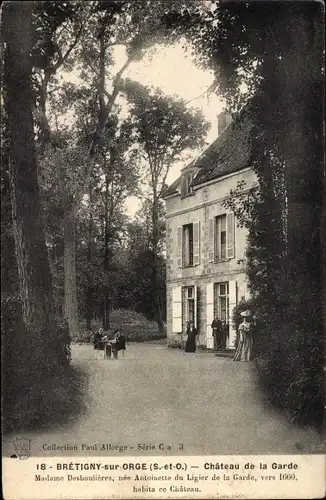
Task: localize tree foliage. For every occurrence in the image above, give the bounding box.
[123,79,210,198]
[122,80,209,331]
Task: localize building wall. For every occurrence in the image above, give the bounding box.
[165,167,257,348]
[166,272,248,347]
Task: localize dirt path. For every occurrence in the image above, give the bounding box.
[3,343,324,457]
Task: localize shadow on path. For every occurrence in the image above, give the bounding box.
[2,342,324,457]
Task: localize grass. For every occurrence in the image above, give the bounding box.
[73,309,166,344]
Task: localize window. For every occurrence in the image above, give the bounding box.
[177,222,200,268]
[208,213,235,262]
[182,285,198,330]
[214,282,229,322]
[181,172,194,197]
[215,214,227,260]
[172,287,182,334]
[183,223,193,267]
[185,287,195,323]
[185,173,193,195]
[207,281,236,349]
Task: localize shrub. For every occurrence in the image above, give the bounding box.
[224,142,323,429]
[110,309,157,327]
[76,310,166,344]
[71,329,93,344]
[197,344,208,351]
[254,309,324,429]
[1,304,88,433]
[168,339,183,349]
[232,297,255,330]
[3,363,88,433]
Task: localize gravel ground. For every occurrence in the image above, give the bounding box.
[3,343,324,457]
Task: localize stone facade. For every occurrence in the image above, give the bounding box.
[164,166,257,349]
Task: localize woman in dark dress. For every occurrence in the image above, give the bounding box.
[93,327,104,350]
[185,321,198,353]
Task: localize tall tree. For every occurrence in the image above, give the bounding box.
[127,202,167,323]
[32,2,95,337]
[32,1,86,152]
[99,119,139,329]
[78,0,194,157]
[2,1,68,401]
[74,92,140,329]
[35,0,195,334]
[39,144,92,336]
[123,80,210,332]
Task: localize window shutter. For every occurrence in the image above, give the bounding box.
[193,222,200,266]
[180,175,186,197]
[177,226,182,268]
[227,212,235,259]
[172,287,182,334]
[188,173,193,194]
[194,285,198,330]
[206,283,214,349]
[208,218,215,262]
[228,280,237,348]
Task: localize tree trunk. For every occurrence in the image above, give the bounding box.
[151,195,165,334]
[63,206,79,337]
[86,184,93,330]
[86,287,93,331]
[31,39,81,339]
[1,167,26,427]
[103,295,111,331]
[156,300,165,335]
[103,171,110,330]
[3,2,60,369]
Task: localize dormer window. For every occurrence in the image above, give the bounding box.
[185,172,193,195]
[181,171,195,197]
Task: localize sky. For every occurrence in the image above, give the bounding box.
[116,41,225,215]
[62,41,225,216]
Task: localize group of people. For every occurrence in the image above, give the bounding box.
[211,316,229,350]
[93,327,126,359]
[183,309,254,362]
[183,316,229,354]
[93,311,254,362]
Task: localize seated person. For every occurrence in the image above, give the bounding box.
[104,339,112,358]
[111,329,126,359]
[93,327,105,350]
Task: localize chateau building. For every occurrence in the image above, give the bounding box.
[162,111,258,348]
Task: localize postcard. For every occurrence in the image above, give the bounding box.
[2,1,325,499]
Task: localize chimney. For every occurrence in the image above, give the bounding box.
[217,111,232,136]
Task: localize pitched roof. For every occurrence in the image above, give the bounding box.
[161,176,180,198]
[192,113,253,186]
[161,109,253,198]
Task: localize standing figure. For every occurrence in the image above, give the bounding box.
[221,320,228,350]
[185,321,198,353]
[233,310,252,361]
[118,333,126,357]
[211,315,223,351]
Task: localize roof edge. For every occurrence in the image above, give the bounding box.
[192,166,252,190]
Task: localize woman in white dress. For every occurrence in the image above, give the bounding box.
[233,310,253,361]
